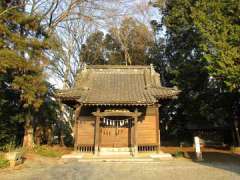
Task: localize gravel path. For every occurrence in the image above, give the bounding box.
[1,158,240,180]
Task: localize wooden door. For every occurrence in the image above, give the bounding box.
[100,119,132,147]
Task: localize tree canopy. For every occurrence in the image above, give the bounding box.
[192,0,240,91]
[80,18,154,65]
[155,0,240,145]
[0,0,56,148]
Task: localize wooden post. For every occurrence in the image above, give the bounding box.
[94,108,100,155]
[74,105,81,151]
[133,108,138,156]
[194,136,203,161]
[155,105,160,153]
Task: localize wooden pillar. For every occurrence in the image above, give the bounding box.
[133,108,138,156]
[94,108,100,155]
[155,104,160,153]
[74,105,81,151]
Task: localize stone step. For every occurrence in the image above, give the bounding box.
[99,147,133,153]
[150,153,173,160]
[99,147,133,156]
[99,151,132,156]
[78,158,154,162]
[62,153,83,159]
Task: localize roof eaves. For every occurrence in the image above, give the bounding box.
[87,65,151,69]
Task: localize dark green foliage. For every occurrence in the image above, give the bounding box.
[0,1,49,109]
[191,0,240,91]
[0,0,57,148]
[80,31,106,65]
[32,83,60,144]
[155,0,240,145]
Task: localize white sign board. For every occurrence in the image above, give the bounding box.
[194,136,201,153]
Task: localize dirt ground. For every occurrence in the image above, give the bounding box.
[0,147,239,180]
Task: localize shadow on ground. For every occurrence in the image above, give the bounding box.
[189,152,240,175]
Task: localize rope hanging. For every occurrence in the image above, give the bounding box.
[102,117,133,127]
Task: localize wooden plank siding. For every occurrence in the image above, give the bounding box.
[137,116,157,145]
[77,116,95,145]
[76,106,159,148]
[137,106,158,145]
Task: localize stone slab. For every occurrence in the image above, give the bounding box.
[99,147,133,152]
[99,151,132,156]
[150,153,173,160]
[61,153,83,159]
[78,158,154,162]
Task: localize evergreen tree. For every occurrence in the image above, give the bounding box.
[80,31,106,65]
[191,0,240,145]
[191,0,240,92]
[0,0,52,148]
[154,0,240,145]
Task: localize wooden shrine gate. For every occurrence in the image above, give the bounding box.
[100,118,133,147]
[92,108,142,155]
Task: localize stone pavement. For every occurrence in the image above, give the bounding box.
[1,159,240,180]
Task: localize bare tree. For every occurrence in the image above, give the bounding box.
[25,0,156,83]
[108,17,154,65]
[48,19,94,88]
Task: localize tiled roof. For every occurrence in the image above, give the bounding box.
[57,65,180,105]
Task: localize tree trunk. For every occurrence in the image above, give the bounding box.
[234,119,240,146]
[34,126,41,146]
[23,119,34,149]
[59,129,65,146]
[232,129,237,146]
[47,127,53,145]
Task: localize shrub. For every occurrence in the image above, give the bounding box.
[0,154,9,169]
[173,151,184,158]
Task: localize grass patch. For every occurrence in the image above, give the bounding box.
[34,146,65,158]
[0,154,9,169]
[173,151,184,158]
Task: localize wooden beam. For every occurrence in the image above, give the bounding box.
[133,108,138,156]
[94,107,100,155]
[155,104,160,153]
[74,104,82,151]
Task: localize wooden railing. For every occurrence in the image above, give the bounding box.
[76,145,94,153]
[76,145,158,153]
[138,145,158,152]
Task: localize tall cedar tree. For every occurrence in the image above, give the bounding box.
[0,0,51,148]
[191,0,240,92]
[191,0,240,145]
[155,0,240,145]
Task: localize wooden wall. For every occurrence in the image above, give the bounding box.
[137,106,158,145]
[76,116,95,145]
[75,105,159,147]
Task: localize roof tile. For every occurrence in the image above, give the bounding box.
[56,65,180,105]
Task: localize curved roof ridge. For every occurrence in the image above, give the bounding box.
[87,65,151,69]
